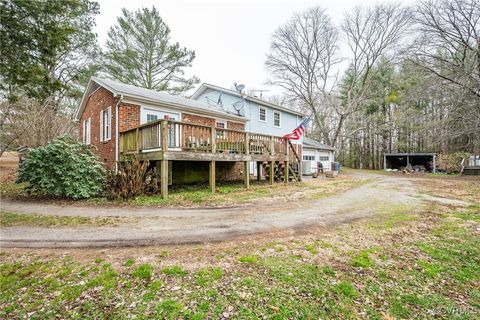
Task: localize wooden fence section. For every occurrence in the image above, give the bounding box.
[120,119,292,159]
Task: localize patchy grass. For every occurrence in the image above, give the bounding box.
[340,167,388,175]
[412,176,480,204]
[1,203,479,319]
[0,211,120,227]
[132,264,153,280]
[451,205,480,222]
[161,265,188,277]
[1,175,370,208]
[0,181,27,199]
[350,249,375,268]
[238,255,258,263]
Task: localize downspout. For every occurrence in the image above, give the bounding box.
[115,94,124,173]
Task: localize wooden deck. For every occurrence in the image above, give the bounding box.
[119,119,301,198]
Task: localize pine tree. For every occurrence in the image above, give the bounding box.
[103,7,199,94]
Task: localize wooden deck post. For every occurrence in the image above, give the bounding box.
[285,138,290,184]
[156,160,161,190]
[209,161,216,193]
[269,136,275,156]
[160,159,168,198]
[298,144,302,182]
[269,160,274,185]
[257,161,261,181]
[284,160,289,184]
[160,120,168,151]
[135,128,140,153]
[244,161,250,189]
[210,127,216,153]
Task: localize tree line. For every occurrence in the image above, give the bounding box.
[265,0,479,168]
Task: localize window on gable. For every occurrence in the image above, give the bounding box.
[259,107,266,122]
[273,111,281,127]
[83,118,91,145]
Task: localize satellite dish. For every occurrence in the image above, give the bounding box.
[232,100,245,116]
[234,83,245,92]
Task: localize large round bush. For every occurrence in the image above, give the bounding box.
[17,136,106,199]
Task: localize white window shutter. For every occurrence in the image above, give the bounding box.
[106,107,112,140]
[99,110,104,142]
[83,120,87,143]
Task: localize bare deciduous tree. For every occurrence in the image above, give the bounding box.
[338,3,412,146]
[0,97,76,155]
[266,4,411,147]
[265,7,341,144]
[412,0,480,98]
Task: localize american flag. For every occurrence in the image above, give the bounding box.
[283,115,311,140]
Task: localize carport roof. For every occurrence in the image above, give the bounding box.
[385,153,436,156]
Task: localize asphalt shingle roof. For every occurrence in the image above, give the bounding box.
[91,77,245,120]
[303,137,335,151]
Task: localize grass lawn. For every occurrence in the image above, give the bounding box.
[0,211,121,227]
[1,203,479,319]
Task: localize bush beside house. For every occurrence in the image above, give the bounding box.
[17,137,106,199]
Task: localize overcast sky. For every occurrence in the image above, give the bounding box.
[94,0,414,96]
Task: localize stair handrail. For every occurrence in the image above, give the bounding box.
[286,138,301,163]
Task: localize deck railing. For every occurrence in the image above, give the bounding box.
[120,119,290,157]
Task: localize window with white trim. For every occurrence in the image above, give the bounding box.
[273,111,281,127]
[147,114,158,123]
[303,155,315,161]
[83,118,91,145]
[216,121,226,129]
[216,121,226,138]
[319,156,329,161]
[259,107,267,122]
[99,107,112,142]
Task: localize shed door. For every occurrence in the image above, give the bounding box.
[302,150,316,174]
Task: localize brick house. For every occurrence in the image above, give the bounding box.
[76,77,246,171]
[76,77,314,196]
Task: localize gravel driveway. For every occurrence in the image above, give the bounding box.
[0,174,469,248]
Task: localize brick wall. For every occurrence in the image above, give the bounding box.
[118,103,140,132]
[227,121,245,131]
[79,87,118,169]
[181,113,216,127]
[182,113,245,131]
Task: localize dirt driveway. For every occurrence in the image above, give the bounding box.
[0,173,471,248]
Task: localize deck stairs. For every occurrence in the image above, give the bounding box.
[261,139,301,182]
